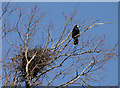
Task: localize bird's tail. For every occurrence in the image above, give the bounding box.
[74,38,78,45]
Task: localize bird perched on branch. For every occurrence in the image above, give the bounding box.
[72,25,80,45]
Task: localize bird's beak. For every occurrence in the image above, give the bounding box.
[77,25,80,28]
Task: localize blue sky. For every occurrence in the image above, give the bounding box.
[2,2,118,86]
[33,3,118,86]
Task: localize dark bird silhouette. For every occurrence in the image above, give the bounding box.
[72,25,80,45]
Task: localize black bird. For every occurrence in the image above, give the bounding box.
[72,25,80,45]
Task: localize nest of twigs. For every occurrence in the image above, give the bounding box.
[18,47,52,79]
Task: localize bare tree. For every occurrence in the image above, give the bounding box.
[1,2,117,87]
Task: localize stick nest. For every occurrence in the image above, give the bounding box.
[18,47,52,79]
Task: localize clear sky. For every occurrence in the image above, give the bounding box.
[0,0,120,2]
[37,2,118,86]
[2,2,118,86]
